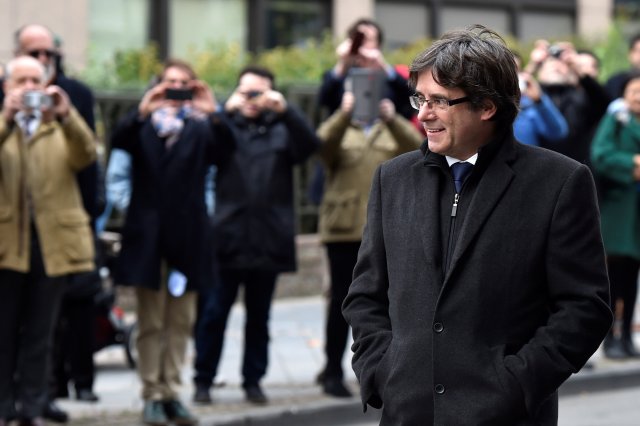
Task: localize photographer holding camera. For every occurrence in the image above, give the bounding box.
[525,39,610,164]
[192,66,320,406]
[319,18,413,121]
[0,55,96,426]
[110,59,219,426]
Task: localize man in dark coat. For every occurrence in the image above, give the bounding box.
[192,66,320,405]
[342,25,612,425]
[111,59,221,426]
[524,41,610,166]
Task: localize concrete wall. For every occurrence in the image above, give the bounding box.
[0,0,89,71]
[332,0,374,40]
[578,0,614,41]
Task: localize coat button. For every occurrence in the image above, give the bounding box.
[435,384,445,394]
[433,322,444,333]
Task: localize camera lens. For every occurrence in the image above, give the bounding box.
[548,45,563,58]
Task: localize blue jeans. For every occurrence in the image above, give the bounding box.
[194,269,278,387]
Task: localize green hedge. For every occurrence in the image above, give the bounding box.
[81,24,631,95]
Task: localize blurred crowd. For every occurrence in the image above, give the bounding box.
[1,18,640,426]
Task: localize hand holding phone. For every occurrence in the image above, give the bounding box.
[349,31,365,56]
[165,88,194,101]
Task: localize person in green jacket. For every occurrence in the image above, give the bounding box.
[591,69,640,359]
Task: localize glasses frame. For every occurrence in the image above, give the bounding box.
[26,49,57,59]
[409,95,470,111]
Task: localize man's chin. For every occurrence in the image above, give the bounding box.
[427,139,448,155]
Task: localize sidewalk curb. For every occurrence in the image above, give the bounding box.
[208,363,640,426]
[207,397,380,426]
[560,361,640,396]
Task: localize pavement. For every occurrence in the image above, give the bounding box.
[54,295,640,426]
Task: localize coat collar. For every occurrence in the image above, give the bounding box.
[413,128,518,285]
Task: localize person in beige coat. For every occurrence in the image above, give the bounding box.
[316,91,422,397]
[0,56,96,426]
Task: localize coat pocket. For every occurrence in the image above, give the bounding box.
[492,353,527,418]
[0,206,11,259]
[55,209,95,262]
[321,190,359,232]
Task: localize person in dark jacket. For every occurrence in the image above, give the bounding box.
[342,25,612,425]
[606,33,640,100]
[111,59,221,426]
[526,41,610,165]
[318,18,413,121]
[192,66,320,405]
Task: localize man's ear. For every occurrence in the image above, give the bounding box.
[480,99,497,121]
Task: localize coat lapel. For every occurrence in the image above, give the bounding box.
[412,156,442,269]
[444,139,516,285]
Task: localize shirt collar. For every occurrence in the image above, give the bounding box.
[445,153,479,167]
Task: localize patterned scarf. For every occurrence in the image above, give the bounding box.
[151,105,204,149]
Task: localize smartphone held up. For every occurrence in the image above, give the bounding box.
[165,88,193,101]
[350,31,365,56]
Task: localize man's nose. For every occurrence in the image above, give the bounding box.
[417,105,436,121]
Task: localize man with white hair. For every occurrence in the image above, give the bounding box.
[9,24,101,421]
[0,56,96,426]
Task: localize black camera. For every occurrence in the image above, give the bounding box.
[548,45,564,59]
[165,88,193,101]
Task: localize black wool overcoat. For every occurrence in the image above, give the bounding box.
[343,132,613,425]
[111,110,224,291]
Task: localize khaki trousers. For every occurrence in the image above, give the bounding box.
[135,284,197,401]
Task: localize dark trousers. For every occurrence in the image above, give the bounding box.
[323,241,360,379]
[607,256,640,334]
[194,269,278,387]
[0,230,66,419]
[51,293,97,396]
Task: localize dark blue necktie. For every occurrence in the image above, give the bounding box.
[451,161,473,193]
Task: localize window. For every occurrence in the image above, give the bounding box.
[89,0,149,64]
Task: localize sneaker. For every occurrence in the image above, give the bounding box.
[193,384,212,404]
[142,400,168,426]
[163,400,198,425]
[243,383,268,404]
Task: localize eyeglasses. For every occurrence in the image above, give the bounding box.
[409,95,470,111]
[242,90,263,99]
[26,49,56,59]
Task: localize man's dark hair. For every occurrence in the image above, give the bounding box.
[409,24,520,126]
[621,69,640,94]
[238,65,275,88]
[630,33,640,51]
[577,48,601,68]
[347,18,384,47]
[160,58,197,81]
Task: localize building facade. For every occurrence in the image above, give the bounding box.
[0,0,619,72]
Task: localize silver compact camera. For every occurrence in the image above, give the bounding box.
[22,91,53,109]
